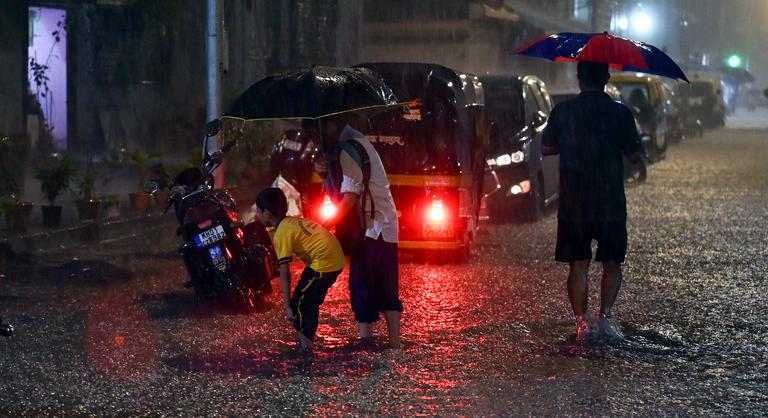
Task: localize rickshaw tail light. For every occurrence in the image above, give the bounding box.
[428,200,446,222]
[321,196,337,219]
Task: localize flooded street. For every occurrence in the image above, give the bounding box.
[1,127,767,416]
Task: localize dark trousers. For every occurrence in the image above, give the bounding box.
[290,267,340,341]
[349,236,403,323]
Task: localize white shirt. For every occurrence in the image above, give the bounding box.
[338,125,399,243]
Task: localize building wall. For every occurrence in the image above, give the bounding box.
[0,2,28,138]
[359,0,604,89]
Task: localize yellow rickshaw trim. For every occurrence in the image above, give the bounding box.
[398,240,464,250]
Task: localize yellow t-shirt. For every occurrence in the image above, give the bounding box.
[273,217,346,273]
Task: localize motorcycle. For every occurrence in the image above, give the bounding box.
[146,120,278,308]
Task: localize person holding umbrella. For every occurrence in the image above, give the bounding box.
[541,61,641,339]
[515,32,687,340]
[313,115,403,349]
[222,66,406,348]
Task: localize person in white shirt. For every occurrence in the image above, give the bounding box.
[314,116,403,348]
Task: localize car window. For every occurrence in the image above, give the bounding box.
[615,82,651,107]
[485,91,524,152]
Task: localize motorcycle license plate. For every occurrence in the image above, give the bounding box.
[208,245,228,271]
[423,222,454,239]
[195,225,227,248]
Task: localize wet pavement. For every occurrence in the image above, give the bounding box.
[1,127,767,416]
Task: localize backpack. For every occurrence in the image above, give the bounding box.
[324,138,375,255]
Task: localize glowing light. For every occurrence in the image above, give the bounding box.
[727,54,742,68]
[631,11,653,34]
[618,16,629,31]
[509,180,531,196]
[114,335,126,347]
[321,196,337,219]
[428,200,446,222]
[496,154,512,166]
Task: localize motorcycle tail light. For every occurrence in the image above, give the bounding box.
[226,210,239,222]
[320,195,337,220]
[224,246,233,260]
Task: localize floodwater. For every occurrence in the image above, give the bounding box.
[1,128,767,416]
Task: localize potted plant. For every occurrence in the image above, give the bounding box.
[97,152,123,221]
[74,156,101,222]
[34,155,76,228]
[1,135,33,231]
[123,149,163,214]
[0,167,33,232]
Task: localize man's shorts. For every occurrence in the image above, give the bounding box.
[555,220,628,263]
[290,267,341,341]
[349,236,403,323]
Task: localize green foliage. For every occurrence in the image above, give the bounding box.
[75,157,98,200]
[0,166,20,206]
[34,155,76,206]
[123,149,165,191]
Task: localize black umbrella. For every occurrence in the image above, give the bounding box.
[225,66,399,120]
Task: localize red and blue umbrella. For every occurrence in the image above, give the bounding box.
[514,32,688,82]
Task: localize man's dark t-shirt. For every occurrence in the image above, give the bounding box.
[542,91,641,222]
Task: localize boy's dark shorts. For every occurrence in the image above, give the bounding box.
[349,236,403,323]
[290,267,341,341]
[555,220,628,263]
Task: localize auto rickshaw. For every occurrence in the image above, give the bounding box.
[323,62,488,261]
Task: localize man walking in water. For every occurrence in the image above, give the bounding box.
[541,61,642,339]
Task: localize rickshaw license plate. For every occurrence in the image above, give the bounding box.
[195,225,227,248]
[423,222,454,239]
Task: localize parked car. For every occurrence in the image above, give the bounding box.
[481,75,557,222]
[611,74,673,163]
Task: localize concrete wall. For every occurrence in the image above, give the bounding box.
[0,2,28,138]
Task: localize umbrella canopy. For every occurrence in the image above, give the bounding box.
[225,66,399,120]
[514,32,688,82]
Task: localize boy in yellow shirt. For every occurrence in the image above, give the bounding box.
[255,188,346,353]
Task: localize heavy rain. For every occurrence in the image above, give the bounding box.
[1,1,767,416]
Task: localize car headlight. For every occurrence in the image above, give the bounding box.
[494,151,526,166]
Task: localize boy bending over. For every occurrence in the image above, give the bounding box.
[255,188,346,352]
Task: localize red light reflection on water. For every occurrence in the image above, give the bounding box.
[84,290,159,380]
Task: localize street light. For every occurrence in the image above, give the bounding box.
[618,16,629,31]
[631,10,654,35]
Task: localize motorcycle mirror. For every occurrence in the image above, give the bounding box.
[143,180,159,195]
[205,119,222,137]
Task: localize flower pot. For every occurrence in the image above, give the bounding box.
[129,192,151,214]
[101,195,121,221]
[4,201,34,232]
[153,190,170,212]
[76,199,101,222]
[41,205,63,228]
